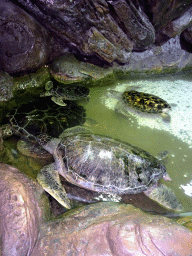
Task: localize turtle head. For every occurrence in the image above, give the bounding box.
[36,134,61,155]
[163,172,172,181]
[1,124,13,138]
[148,161,169,185]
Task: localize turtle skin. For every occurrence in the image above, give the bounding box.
[41,84,90,106]
[51,84,90,101]
[122,90,171,113]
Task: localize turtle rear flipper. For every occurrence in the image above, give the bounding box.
[144,184,183,212]
[37,163,71,209]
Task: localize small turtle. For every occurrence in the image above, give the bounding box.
[40,81,90,106]
[109,88,171,121]
[36,126,182,211]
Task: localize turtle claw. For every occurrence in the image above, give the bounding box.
[37,163,71,209]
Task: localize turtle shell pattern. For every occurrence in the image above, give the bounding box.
[58,133,167,195]
[122,90,171,113]
[8,98,86,142]
[51,84,89,101]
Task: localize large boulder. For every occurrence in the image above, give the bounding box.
[0,163,192,256]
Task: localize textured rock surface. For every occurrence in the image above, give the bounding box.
[0,163,192,255]
[0,0,191,75]
[0,163,44,256]
[0,71,13,102]
[33,202,192,256]
[0,0,65,74]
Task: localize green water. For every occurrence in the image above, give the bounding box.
[83,75,192,212]
[1,72,192,213]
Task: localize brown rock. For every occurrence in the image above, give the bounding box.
[0,0,51,74]
[0,163,43,256]
[0,163,192,255]
[33,202,192,256]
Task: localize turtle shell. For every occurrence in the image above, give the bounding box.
[50,84,89,101]
[8,98,86,142]
[58,133,167,195]
[122,90,171,113]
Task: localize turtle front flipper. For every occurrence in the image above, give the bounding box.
[51,96,67,106]
[37,163,71,209]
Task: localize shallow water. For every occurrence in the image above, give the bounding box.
[83,72,192,212]
[1,72,192,213]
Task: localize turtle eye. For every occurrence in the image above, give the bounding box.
[137,177,142,183]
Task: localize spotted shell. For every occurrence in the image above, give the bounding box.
[122,90,171,113]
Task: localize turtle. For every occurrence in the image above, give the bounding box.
[0,98,86,164]
[109,88,171,122]
[2,98,86,140]
[40,81,90,106]
[1,100,182,212]
[35,126,182,211]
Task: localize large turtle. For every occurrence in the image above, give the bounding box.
[40,81,90,106]
[36,126,182,211]
[1,100,181,211]
[109,87,171,121]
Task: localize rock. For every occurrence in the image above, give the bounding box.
[0,163,192,255]
[12,66,51,105]
[0,163,44,256]
[0,71,14,103]
[162,6,192,38]
[0,0,51,74]
[146,0,192,33]
[32,202,192,256]
[114,35,192,75]
[181,24,192,53]
[0,0,192,74]
[110,0,155,50]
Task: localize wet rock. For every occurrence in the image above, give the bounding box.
[33,202,192,256]
[0,128,5,156]
[181,24,192,53]
[114,35,192,75]
[12,66,51,104]
[146,0,192,33]
[0,0,53,74]
[177,215,192,232]
[0,71,14,102]
[15,0,133,64]
[0,163,44,256]
[152,35,192,69]
[0,163,192,255]
[182,24,192,44]
[111,0,155,50]
[162,6,192,38]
